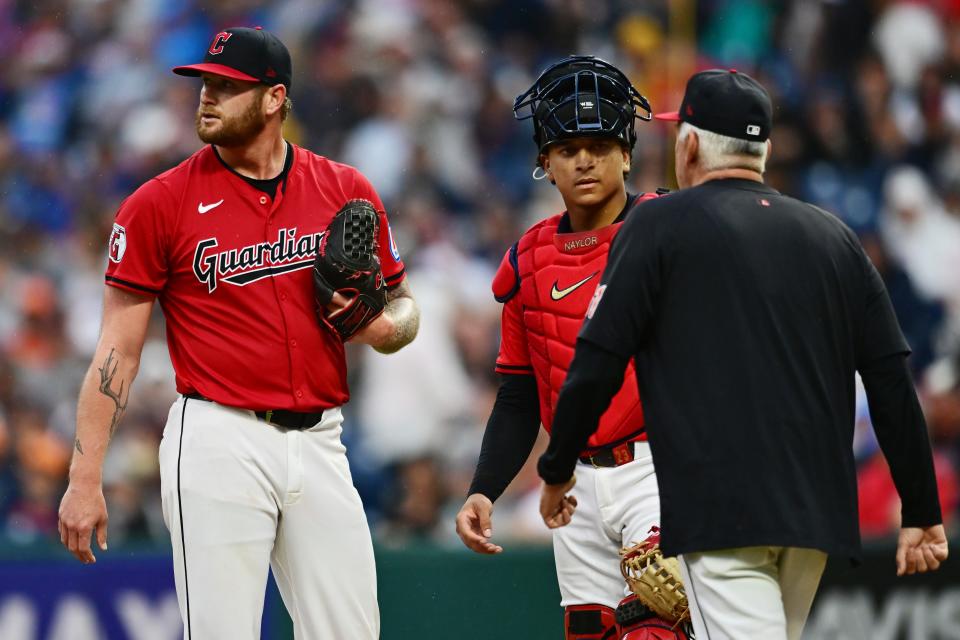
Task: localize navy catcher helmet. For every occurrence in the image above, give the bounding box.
[513,55,652,161]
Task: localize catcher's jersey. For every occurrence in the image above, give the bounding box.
[493,195,657,450]
[105,144,405,411]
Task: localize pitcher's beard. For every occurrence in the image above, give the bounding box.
[196,99,267,147]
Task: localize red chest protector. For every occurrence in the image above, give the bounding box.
[494,199,654,450]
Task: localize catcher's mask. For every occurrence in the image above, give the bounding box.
[513,55,652,164]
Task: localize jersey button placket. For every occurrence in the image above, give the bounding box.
[266,188,300,406]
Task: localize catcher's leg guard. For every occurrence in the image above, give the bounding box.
[565,604,619,639]
[616,595,693,640]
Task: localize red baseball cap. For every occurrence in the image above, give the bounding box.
[173,26,292,89]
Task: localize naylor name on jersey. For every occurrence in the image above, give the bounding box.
[563,235,598,252]
[193,227,325,293]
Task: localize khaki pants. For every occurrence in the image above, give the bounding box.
[678,546,827,640]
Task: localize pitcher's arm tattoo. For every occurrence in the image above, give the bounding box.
[98,348,129,437]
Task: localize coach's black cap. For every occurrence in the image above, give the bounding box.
[173,26,292,90]
[655,69,771,141]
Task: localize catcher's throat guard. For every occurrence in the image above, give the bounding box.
[313,199,387,340]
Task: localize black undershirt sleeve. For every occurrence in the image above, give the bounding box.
[860,353,942,527]
[537,339,630,485]
[468,374,541,502]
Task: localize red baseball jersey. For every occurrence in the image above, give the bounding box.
[105,144,405,411]
[492,196,659,451]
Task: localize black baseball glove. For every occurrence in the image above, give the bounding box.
[313,199,387,340]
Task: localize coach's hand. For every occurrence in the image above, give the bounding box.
[540,476,578,529]
[896,524,949,576]
[58,478,108,564]
[456,493,503,554]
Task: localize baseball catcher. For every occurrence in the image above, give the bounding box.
[314,199,387,340]
[455,53,688,640]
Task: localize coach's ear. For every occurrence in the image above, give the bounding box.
[683,128,699,166]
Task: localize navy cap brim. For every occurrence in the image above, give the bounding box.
[172,63,260,83]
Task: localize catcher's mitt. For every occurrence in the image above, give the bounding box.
[621,527,690,626]
[313,199,387,340]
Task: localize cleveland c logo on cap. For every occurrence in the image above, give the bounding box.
[209,31,232,55]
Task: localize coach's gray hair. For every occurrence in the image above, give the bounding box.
[678,122,768,173]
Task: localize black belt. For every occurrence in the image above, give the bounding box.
[183,392,325,430]
[579,440,642,468]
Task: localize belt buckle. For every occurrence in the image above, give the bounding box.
[612,442,633,466]
[589,455,599,469]
[264,410,274,424]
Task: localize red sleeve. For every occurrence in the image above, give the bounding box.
[104,179,172,296]
[492,243,520,302]
[350,170,405,287]
[495,286,532,375]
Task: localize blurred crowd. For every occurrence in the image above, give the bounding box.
[1,0,960,552]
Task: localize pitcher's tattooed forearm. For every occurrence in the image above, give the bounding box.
[75,438,84,455]
[376,282,420,354]
[389,303,419,347]
[98,348,129,437]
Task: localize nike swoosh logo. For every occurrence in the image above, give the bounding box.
[198,199,224,214]
[550,272,598,301]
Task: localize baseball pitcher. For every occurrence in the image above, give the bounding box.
[57,26,419,639]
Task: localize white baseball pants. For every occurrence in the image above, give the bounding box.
[678,546,827,640]
[553,441,661,608]
[158,396,379,639]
